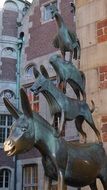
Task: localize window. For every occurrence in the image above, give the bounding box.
[26,88,39,113]
[26,67,34,78]
[2,47,17,59]
[42,1,57,22]
[0,169,11,189]
[23,164,38,190]
[0,90,15,100]
[0,115,13,144]
[25,64,36,79]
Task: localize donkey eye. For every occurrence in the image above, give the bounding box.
[22,128,27,132]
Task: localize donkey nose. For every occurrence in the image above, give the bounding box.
[4,139,13,148]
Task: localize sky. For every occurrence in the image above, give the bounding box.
[0,0,33,8]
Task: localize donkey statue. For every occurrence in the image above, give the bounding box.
[30,67,101,143]
[50,4,81,63]
[3,88,107,190]
[49,54,86,99]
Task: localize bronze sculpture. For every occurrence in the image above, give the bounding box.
[31,67,101,143]
[2,2,104,189]
[3,88,107,190]
[50,4,81,62]
[49,54,86,99]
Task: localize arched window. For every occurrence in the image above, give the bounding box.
[25,63,36,78]
[2,47,17,59]
[3,1,18,12]
[0,169,11,189]
[0,89,16,100]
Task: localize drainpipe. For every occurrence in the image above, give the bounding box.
[14,32,24,190]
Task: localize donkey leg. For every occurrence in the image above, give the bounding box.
[50,115,54,126]
[59,110,64,135]
[99,171,107,190]
[44,175,52,190]
[89,180,98,190]
[75,116,87,143]
[58,170,65,190]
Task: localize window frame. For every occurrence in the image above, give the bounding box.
[0,115,13,147]
[0,169,11,189]
[40,0,59,24]
[23,164,38,190]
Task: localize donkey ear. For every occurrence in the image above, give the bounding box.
[33,66,40,79]
[20,88,33,118]
[40,65,49,79]
[3,97,20,119]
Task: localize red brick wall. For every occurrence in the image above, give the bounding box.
[25,0,75,60]
[101,116,107,142]
[18,148,40,160]
[99,65,107,89]
[2,10,18,37]
[97,19,107,43]
[0,58,16,81]
[0,149,14,168]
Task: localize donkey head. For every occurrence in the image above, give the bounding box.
[3,88,35,156]
[49,54,62,67]
[31,66,49,95]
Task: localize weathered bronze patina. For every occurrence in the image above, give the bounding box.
[31,67,101,143]
[49,54,86,99]
[3,88,107,190]
[50,4,81,62]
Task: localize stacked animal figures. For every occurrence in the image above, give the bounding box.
[3,4,107,190]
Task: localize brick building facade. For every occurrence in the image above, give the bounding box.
[76,0,107,189]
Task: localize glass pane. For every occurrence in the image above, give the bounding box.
[0,169,10,188]
[7,128,10,138]
[0,170,3,187]
[33,95,39,102]
[7,115,13,126]
[5,170,9,188]
[27,67,33,76]
[0,128,5,143]
[33,103,39,112]
[44,1,57,21]
[0,115,6,125]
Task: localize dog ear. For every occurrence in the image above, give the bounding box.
[40,65,49,79]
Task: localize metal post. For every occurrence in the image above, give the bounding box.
[14,34,24,190]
